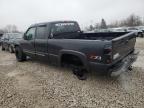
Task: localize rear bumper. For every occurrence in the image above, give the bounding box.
[89,62,109,73]
[110,51,139,76]
[89,51,139,76]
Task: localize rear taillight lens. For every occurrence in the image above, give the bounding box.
[104,48,112,54]
[104,45,112,64]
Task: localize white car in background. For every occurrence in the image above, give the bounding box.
[109,27,127,32]
[137,26,144,37]
[126,27,143,37]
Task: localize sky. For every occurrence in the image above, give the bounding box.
[0,0,144,31]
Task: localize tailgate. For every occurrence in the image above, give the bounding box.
[112,32,136,61]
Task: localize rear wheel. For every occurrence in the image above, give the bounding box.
[72,67,87,80]
[61,54,87,80]
[15,46,26,62]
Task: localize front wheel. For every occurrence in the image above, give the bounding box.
[9,45,14,53]
[138,33,143,37]
[1,44,5,51]
[15,46,26,62]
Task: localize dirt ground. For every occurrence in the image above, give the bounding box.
[0,38,144,108]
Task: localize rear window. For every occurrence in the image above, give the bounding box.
[36,26,47,39]
[51,22,80,35]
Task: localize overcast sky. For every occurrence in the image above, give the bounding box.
[0,0,144,31]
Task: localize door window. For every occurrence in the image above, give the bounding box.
[25,27,36,40]
[36,25,47,39]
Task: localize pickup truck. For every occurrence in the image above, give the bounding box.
[14,21,138,80]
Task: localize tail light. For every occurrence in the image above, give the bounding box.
[104,45,112,64]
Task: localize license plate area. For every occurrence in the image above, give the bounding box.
[110,51,139,77]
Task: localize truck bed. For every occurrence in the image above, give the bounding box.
[51,31,136,64]
[78,32,129,40]
[56,32,130,41]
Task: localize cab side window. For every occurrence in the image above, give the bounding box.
[25,27,36,40]
[36,25,47,39]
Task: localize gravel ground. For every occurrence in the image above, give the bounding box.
[0,38,144,108]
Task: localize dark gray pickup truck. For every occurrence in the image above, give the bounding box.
[14,21,138,80]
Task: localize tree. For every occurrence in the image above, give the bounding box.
[4,25,19,33]
[94,23,100,29]
[89,25,95,31]
[100,19,107,29]
[108,21,119,28]
[0,29,4,34]
[126,14,142,26]
[85,25,95,31]
[108,14,143,27]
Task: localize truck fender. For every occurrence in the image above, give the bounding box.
[59,50,89,71]
[14,42,20,47]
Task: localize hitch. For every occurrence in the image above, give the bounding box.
[128,66,133,71]
[110,51,139,77]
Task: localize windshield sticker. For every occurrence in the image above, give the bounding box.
[55,23,75,26]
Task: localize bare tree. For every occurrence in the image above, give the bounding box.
[100,19,107,29]
[108,21,119,28]
[0,29,4,33]
[4,25,19,33]
[94,23,100,29]
[126,14,142,26]
[109,14,143,27]
[85,14,143,31]
[85,25,95,31]
[142,17,144,25]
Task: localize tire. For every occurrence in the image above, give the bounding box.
[72,67,87,80]
[15,46,26,62]
[138,33,143,37]
[140,34,143,37]
[1,44,5,51]
[9,45,14,53]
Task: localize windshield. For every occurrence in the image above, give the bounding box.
[52,22,80,35]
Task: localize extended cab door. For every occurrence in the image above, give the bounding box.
[21,27,36,56]
[35,25,48,58]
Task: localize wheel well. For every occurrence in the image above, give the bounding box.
[61,54,84,67]
[14,45,19,48]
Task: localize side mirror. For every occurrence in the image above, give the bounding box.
[23,34,33,40]
[28,34,33,40]
[23,33,27,40]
